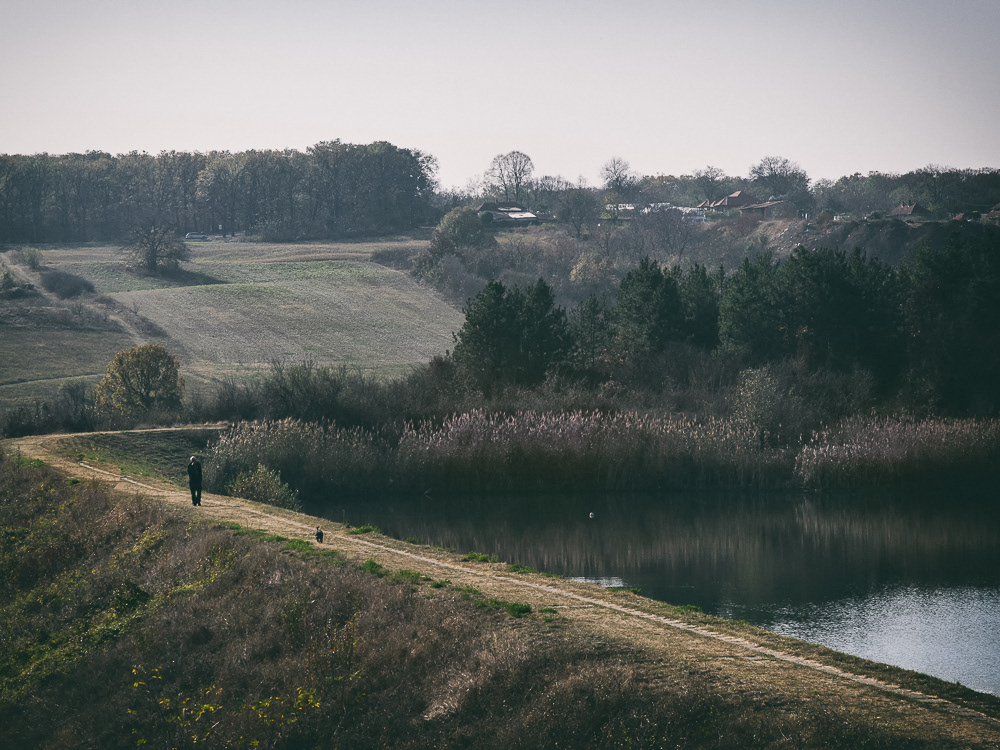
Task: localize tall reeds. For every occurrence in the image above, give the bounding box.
[795,414,1000,489]
[207,410,1000,501]
[396,409,788,492]
[207,410,791,501]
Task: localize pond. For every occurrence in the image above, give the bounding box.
[317,489,1000,696]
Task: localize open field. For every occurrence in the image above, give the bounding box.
[0,234,459,408]
[6,427,1000,748]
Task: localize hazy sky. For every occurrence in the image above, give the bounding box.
[3,0,999,189]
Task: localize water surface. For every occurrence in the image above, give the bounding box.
[318,490,1000,695]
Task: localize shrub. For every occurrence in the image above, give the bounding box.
[227,463,302,511]
[0,380,96,438]
[21,246,42,270]
[502,601,532,618]
[346,524,381,535]
[0,269,34,299]
[359,557,387,577]
[39,269,94,299]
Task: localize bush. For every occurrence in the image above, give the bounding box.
[21,247,42,269]
[0,380,95,438]
[0,269,34,299]
[227,463,302,511]
[39,269,94,299]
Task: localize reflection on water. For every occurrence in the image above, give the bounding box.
[317,490,1000,695]
[750,586,1000,695]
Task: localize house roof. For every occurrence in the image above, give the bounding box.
[740,201,789,211]
[709,190,758,208]
[477,202,537,221]
[889,202,930,216]
[478,202,528,213]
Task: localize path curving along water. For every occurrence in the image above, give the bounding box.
[8,429,1000,745]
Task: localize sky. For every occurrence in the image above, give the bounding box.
[3,0,999,190]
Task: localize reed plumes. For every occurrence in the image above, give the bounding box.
[397,409,787,491]
[205,417,389,498]
[207,409,790,502]
[795,414,1000,489]
[206,409,1000,502]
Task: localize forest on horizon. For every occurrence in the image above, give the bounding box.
[3,142,1000,245]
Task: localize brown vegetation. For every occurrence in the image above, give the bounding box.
[4,435,1000,748]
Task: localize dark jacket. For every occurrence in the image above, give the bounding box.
[187,460,203,489]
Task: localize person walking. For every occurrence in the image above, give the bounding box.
[187,455,203,506]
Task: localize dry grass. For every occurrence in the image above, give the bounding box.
[0,237,459,410]
[4,448,991,749]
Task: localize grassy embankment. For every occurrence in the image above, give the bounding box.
[0,236,458,409]
[6,441,1000,748]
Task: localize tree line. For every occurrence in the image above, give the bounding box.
[6,142,1000,248]
[0,141,437,244]
[451,153,1000,220]
[450,238,1000,417]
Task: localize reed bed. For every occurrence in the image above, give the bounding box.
[207,410,792,501]
[205,417,389,498]
[396,409,788,492]
[795,414,1000,489]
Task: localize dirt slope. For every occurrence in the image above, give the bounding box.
[8,429,1000,747]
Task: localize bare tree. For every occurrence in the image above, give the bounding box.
[486,151,534,204]
[748,156,809,200]
[692,166,730,203]
[119,222,189,274]
[559,188,600,238]
[636,208,695,259]
[600,157,639,201]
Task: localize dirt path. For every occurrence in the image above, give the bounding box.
[8,430,1000,746]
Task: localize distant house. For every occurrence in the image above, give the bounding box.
[739,200,798,219]
[888,202,931,219]
[697,190,759,210]
[983,203,1000,225]
[477,202,539,225]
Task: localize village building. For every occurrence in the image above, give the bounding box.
[477,202,539,225]
[739,200,798,219]
[888,202,931,219]
[696,190,759,210]
[981,203,1000,225]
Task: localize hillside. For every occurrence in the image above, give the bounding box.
[4,430,1000,748]
[693,216,1000,267]
[0,235,460,409]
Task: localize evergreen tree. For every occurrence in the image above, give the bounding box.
[613,257,683,363]
[452,279,569,391]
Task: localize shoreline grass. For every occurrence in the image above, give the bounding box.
[3,446,999,748]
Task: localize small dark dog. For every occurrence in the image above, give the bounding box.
[315,526,324,544]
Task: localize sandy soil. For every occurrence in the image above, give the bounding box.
[8,429,1000,746]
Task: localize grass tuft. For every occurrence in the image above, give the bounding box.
[346,524,381,535]
[359,557,387,577]
[463,551,499,563]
